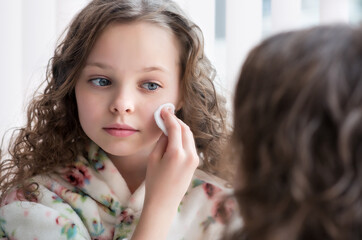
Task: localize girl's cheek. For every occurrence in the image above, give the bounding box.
[148,105,164,132]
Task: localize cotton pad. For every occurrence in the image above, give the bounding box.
[154,103,175,136]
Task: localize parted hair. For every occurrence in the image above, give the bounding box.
[0,0,230,202]
[229,25,362,240]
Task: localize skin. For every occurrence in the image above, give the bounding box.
[135,108,199,239]
[75,22,199,239]
[76,22,182,192]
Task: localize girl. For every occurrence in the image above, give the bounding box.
[227,24,362,240]
[0,0,235,239]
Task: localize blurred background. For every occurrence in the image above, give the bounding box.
[1,0,361,150]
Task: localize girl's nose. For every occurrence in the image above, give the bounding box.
[109,90,135,114]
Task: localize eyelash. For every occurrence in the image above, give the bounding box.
[89,78,111,87]
[88,77,162,92]
[141,82,161,91]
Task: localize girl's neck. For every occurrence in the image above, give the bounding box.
[108,151,149,194]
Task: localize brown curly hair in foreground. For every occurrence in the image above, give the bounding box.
[0,0,231,203]
[227,25,362,240]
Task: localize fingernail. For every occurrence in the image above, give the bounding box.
[167,107,174,114]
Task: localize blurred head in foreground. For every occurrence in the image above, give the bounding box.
[230,24,362,240]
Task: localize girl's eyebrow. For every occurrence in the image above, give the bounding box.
[141,66,169,74]
[84,61,113,70]
[84,62,169,74]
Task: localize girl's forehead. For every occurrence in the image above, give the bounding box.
[81,21,182,83]
[88,22,180,66]
[107,21,182,54]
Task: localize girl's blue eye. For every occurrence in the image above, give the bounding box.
[90,78,111,86]
[142,82,160,91]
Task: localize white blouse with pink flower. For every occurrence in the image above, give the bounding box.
[0,142,236,240]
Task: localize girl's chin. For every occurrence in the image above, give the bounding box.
[101,145,153,160]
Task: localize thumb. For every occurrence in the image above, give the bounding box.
[149,134,168,163]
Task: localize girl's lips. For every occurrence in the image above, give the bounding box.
[105,123,136,130]
[103,128,138,137]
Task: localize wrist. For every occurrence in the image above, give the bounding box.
[131,202,178,240]
[142,198,179,220]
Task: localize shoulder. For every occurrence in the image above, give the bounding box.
[189,169,233,198]
[0,178,91,240]
[171,169,239,239]
[181,169,233,219]
[181,170,235,223]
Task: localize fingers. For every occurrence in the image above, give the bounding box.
[149,134,168,163]
[175,118,198,156]
[145,109,199,212]
[161,108,182,150]
[161,108,199,167]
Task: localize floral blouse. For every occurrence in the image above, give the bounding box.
[0,142,236,240]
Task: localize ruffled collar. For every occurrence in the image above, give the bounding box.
[42,141,146,217]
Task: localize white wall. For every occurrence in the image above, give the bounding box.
[0,0,23,148]
[0,0,356,152]
[0,0,89,151]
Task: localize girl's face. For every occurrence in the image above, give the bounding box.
[75,22,182,159]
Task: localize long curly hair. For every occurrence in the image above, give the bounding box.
[228,25,362,240]
[0,0,230,202]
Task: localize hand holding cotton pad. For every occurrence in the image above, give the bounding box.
[154,103,175,136]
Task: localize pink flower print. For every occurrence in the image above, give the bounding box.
[119,210,134,225]
[7,237,18,240]
[91,159,105,171]
[90,219,105,236]
[211,198,235,224]
[0,218,7,238]
[23,210,29,217]
[99,195,119,216]
[2,187,39,207]
[64,164,91,187]
[45,211,52,218]
[2,189,20,206]
[201,216,215,232]
[52,195,65,204]
[202,183,221,199]
[192,179,204,188]
[56,216,78,238]
[91,153,105,171]
[51,184,68,197]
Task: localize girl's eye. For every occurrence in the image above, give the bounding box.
[90,78,111,86]
[141,82,161,91]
